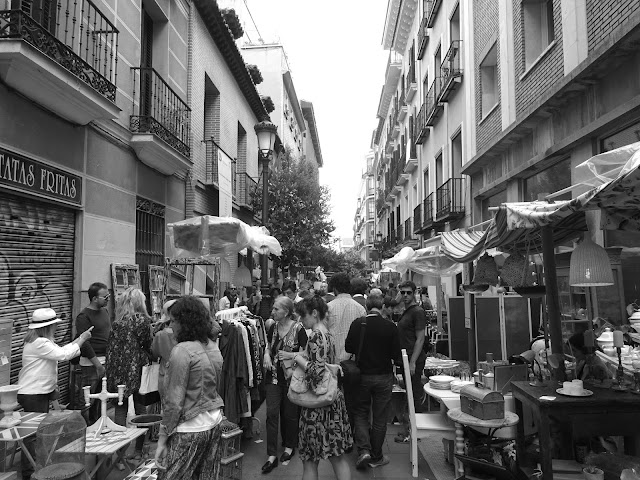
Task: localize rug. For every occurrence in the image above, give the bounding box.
[418,434,456,480]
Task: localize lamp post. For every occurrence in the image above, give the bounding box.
[254,120,277,319]
[372,232,384,270]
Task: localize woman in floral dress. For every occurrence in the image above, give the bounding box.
[106,287,153,459]
[282,295,352,480]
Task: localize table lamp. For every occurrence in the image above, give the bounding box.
[518,350,545,387]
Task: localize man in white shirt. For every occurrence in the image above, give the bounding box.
[219,285,239,310]
[328,273,367,362]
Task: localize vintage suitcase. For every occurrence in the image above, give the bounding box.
[459,384,505,420]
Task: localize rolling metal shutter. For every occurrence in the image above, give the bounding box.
[0,192,76,403]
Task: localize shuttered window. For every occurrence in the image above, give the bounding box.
[135,198,165,312]
[0,192,76,402]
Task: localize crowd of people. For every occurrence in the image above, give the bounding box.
[14,272,438,480]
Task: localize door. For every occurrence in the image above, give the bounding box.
[0,192,75,401]
[140,9,154,118]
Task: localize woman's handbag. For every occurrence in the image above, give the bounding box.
[340,315,367,387]
[281,357,295,380]
[288,330,341,408]
[139,362,160,395]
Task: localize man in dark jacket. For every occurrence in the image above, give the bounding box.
[345,290,400,470]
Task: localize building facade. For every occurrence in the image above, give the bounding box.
[353,152,376,267]
[0,0,269,398]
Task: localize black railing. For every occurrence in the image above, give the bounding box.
[425,0,442,28]
[404,218,412,241]
[396,225,403,244]
[131,67,190,157]
[390,229,396,247]
[425,77,444,126]
[435,177,465,220]
[415,102,428,145]
[440,40,463,101]
[417,15,429,60]
[0,0,119,101]
[423,193,434,228]
[413,204,422,233]
[205,139,218,184]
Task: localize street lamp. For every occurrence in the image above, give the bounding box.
[372,232,384,270]
[254,119,278,318]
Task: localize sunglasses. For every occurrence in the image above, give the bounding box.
[400,291,414,295]
[99,294,110,299]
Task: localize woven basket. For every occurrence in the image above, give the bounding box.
[474,253,499,286]
[501,252,534,287]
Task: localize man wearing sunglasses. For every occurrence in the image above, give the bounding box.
[395,281,427,441]
[74,282,112,425]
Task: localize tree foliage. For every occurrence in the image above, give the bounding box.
[254,151,335,272]
[309,246,368,279]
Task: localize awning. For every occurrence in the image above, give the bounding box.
[381,244,462,277]
[441,142,640,263]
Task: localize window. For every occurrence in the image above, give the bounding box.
[423,168,430,196]
[368,199,375,220]
[451,131,462,178]
[450,3,460,43]
[435,152,443,187]
[524,158,571,202]
[523,0,554,70]
[601,120,640,152]
[480,190,507,222]
[136,198,165,312]
[480,43,498,117]
[435,45,442,80]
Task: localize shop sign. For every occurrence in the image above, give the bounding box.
[0,147,82,205]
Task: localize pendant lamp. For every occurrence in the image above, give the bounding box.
[234,264,252,287]
[569,236,614,286]
[220,258,232,282]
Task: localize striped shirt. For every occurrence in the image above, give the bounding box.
[327,293,367,362]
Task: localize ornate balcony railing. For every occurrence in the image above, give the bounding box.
[423,192,434,228]
[439,40,463,102]
[413,204,422,233]
[425,77,444,127]
[205,139,219,185]
[404,218,413,241]
[131,67,190,157]
[435,177,465,221]
[425,0,442,28]
[0,0,119,101]
[395,225,403,245]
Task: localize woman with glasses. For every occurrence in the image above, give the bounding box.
[106,287,153,461]
[394,281,427,443]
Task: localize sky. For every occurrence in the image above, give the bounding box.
[240,0,390,242]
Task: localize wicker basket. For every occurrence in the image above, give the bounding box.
[501,252,534,287]
[473,253,498,286]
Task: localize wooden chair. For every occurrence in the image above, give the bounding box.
[401,348,455,477]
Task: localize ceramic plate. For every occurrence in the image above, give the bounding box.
[429,375,456,383]
[556,388,593,397]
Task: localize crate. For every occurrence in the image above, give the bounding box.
[220,452,243,480]
[460,384,504,420]
[220,428,242,461]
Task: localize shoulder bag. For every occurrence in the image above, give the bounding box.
[287,329,341,408]
[340,315,368,387]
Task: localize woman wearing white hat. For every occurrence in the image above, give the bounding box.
[17,307,92,480]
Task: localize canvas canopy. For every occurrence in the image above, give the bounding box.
[441,142,640,263]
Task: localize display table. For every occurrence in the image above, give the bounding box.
[512,380,640,480]
[446,408,519,479]
[0,412,147,479]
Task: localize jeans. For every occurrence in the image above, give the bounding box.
[265,382,299,456]
[115,396,146,452]
[17,392,51,480]
[401,354,426,413]
[352,373,394,460]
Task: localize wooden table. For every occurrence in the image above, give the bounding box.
[447,408,519,479]
[511,380,640,480]
[0,412,147,479]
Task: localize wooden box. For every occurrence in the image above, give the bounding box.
[459,384,505,420]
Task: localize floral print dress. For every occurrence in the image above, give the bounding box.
[298,328,353,462]
[106,312,152,397]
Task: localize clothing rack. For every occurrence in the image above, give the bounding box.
[215,306,249,321]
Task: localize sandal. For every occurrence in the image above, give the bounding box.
[394,434,410,443]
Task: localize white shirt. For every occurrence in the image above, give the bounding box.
[18,338,80,394]
[328,294,367,362]
[218,296,239,310]
[176,408,223,433]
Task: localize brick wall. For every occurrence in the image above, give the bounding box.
[474,0,502,151]
[513,0,564,117]
[587,0,640,53]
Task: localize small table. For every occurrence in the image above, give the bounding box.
[447,408,519,479]
[0,412,48,470]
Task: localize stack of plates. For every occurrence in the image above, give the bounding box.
[450,379,474,393]
[424,358,460,370]
[428,375,456,390]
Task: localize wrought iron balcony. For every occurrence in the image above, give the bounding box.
[415,102,429,145]
[423,192,434,229]
[425,77,444,126]
[205,139,219,185]
[417,15,429,60]
[413,204,422,233]
[236,172,257,210]
[404,62,417,104]
[425,0,442,28]
[389,229,396,247]
[0,0,119,101]
[404,218,413,241]
[395,225,403,245]
[439,40,463,102]
[131,67,191,157]
[435,177,465,222]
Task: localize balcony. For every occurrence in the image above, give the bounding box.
[395,225,403,245]
[236,172,257,210]
[439,40,463,102]
[399,104,408,122]
[422,193,434,230]
[397,151,410,185]
[417,15,429,60]
[425,0,442,28]
[404,147,418,173]
[130,67,191,175]
[435,177,465,222]
[0,0,120,124]
[425,77,444,126]
[404,218,418,246]
[413,204,422,233]
[415,102,429,145]
[385,130,394,153]
[404,64,417,104]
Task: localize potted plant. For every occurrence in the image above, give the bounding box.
[246,64,263,85]
[261,96,275,113]
[582,465,604,480]
[220,8,243,39]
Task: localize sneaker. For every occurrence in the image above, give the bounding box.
[369,455,390,468]
[355,452,372,470]
[394,433,410,443]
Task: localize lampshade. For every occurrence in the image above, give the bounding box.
[220,258,232,282]
[569,236,614,286]
[473,253,499,286]
[233,264,252,287]
[254,120,277,156]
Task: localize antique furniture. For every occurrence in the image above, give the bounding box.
[459,384,505,420]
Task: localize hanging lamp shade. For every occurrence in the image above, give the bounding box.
[501,252,533,287]
[233,264,252,287]
[473,253,499,286]
[220,258,232,282]
[569,236,614,286]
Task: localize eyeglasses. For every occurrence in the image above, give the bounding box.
[400,291,413,295]
[98,294,110,300]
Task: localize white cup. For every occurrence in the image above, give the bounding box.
[572,379,583,394]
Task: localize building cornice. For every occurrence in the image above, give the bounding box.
[300,100,323,167]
